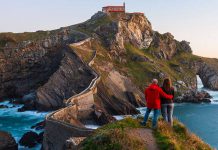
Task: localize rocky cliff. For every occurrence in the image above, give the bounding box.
[1,10,217,150]
[74,11,218,101]
[36,48,95,110]
[0,11,218,111]
[0,28,94,110]
[78,12,197,92]
[196,57,218,90]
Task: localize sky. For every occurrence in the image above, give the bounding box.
[0,0,218,58]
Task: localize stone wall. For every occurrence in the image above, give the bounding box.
[43,111,93,150]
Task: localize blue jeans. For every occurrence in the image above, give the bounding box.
[161,103,174,126]
[142,108,160,128]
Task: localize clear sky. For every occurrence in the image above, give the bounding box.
[0,0,218,58]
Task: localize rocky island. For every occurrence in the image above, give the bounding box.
[0,4,217,150]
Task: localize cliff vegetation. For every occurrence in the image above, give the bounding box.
[80,118,212,150]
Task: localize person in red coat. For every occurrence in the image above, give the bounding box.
[141,79,173,128]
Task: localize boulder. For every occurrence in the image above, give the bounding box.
[180,40,192,53]
[0,105,9,109]
[19,131,40,148]
[10,99,23,105]
[131,55,149,62]
[17,100,36,112]
[93,108,116,126]
[0,131,18,150]
[31,121,45,130]
[22,92,36,103]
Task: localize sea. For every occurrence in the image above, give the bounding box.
[135,76,218,149]
[0,75,218,149]
[0,102,47,149]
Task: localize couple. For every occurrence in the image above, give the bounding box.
[141,78,174,128]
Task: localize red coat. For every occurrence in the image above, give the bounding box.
[145,84,173,109]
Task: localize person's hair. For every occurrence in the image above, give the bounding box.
[162,78,172,91]
[152,79,158,84]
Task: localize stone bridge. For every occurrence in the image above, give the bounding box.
[43,38,100,150]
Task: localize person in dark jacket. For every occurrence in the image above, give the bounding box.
[141,79,173,128]
[161,78,175,126]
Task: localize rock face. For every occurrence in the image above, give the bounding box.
[0,28,96,110]
[31,121,45,130]
[104,70,145,107]
[95,82,140,115]
[0,29,88,98]
[36,48,95,110]
[175,90,212,103]
[196,58,218,90]
[149,32,192,59]
[0,131,18,150]
[93,107,116,126]
[95,12,153,56]
[0,42,63,98]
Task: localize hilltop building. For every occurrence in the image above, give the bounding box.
[102,3,126,13]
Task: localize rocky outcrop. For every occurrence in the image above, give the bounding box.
[104,70,145,107]
[0,29,88,98]
[19,131,42,148]
[95,82,140,115]
[31,121,45,130]
[36,48,95,110]
[93,108,116,125]
[149,32,192,59]
[0,105,9,109]
[114,13,153,49]
[0,131,18,150]
[0,27,90,109]
[94,12,153,56]
[175,90,212,103]
[196,58,218,90]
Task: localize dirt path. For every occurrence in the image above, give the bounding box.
[127,128,159,150]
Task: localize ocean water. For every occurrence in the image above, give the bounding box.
[0,101,47,150]
[173,76,218,149]
[137,76,218,149]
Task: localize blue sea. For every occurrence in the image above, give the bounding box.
[137,76,218,149]
[173,76,218,149]
[0,101,47,149]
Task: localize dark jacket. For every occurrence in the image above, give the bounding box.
[145,84,173,109]
[161,87,175,104]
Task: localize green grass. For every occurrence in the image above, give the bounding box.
[75,15,112,34]
[80,118,212,150]
[81,118,145,150]
[121,43,200,93]
[154,119,212,150]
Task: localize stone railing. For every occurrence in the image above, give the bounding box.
[43,38,100,150]
[43,106,94,150]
